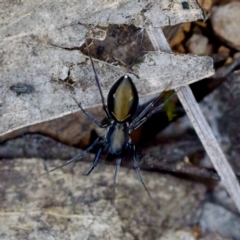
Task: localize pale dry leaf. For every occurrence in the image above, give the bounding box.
[0,0,210,135]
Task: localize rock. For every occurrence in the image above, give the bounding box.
[159,230,196,240]
[200,232,230,240]
[218,46,230,56]
[199,202,240,239]
[225,57,233,65]
[187,34,212,55]
[198,0,213,13]
[233,51,240,60]
[211,2,240,50]
[0,158,206,239]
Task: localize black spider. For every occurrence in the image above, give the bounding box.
[45,55,174,196]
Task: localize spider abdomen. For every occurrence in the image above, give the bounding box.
[107,75,139,123]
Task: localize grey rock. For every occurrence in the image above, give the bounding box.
[200,202,240,240]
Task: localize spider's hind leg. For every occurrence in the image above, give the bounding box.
[113,158,122,187]
[86,146,104,175]
[130,144,152,198]
[40,136,104,177]
[111,158,122,201]
[86,139,109,175]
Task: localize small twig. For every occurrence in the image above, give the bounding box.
[147,27,240,212]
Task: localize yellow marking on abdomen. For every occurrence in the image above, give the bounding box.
[112,77,134,122]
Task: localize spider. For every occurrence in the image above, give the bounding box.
[45,54,175,196]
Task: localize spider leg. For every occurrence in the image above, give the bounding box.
[86,142,106,175]
[112,158,122,200]
[73,97,109,128]
[130,144,152,198]
[129,90,176,132]
[40,136,104,177]
[135,28,145,46]
[88,54,112,119]
[129,81,172,130]
[113,158,122,187]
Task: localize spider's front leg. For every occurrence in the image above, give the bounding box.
[88,54,112,119]
[129,83,176,132]
[73,97,109,128]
